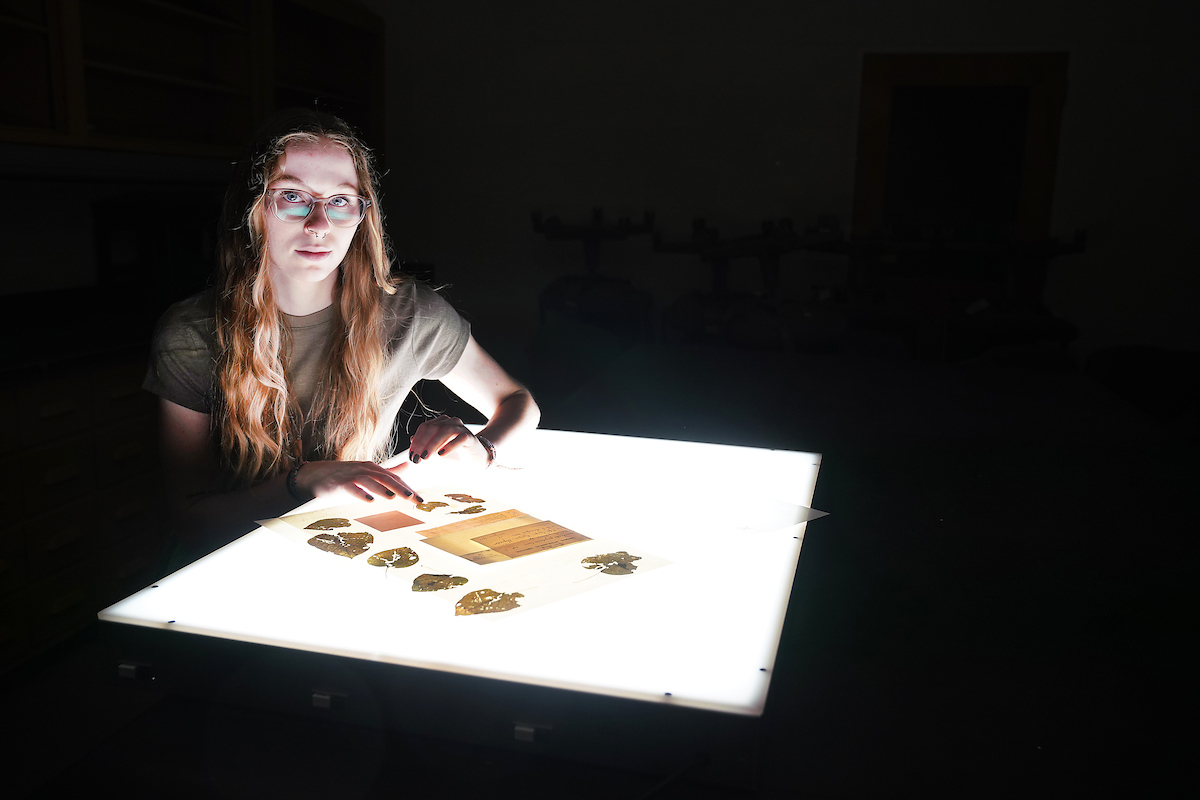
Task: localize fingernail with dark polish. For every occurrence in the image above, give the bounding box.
[421,450,429,459]
[438,449,445,456]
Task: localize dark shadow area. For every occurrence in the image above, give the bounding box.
[6,338,1195,798]
[3,3,1196,798]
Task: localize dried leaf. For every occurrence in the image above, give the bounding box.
[455,588,523,615]
[305,518,352,530]
[307,531,374,558]
[412,573,469,592]
[446,494,485,504]
[367,547,419,568]
[581,551,641,575]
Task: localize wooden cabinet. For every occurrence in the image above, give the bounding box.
[0,0,384,158]
[0,350,164,671]
[0,0,386,671]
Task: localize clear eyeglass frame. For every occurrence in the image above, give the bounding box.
[266,188,371,228]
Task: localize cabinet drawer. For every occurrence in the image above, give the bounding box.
[22,432,94,516]
[94,415,157,486]
[26,563,100,649]
[98,478,159,536]
[0,455,21,525]
[0,596,31,674]
[25,496,102,578]
[91,357,155,425]
[103,529,167,601]
[0,384,15,434]
[17,374,93,448]
[0,521,30,596]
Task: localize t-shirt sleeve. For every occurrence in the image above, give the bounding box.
[142,297,217,413]
[386,282,472,381]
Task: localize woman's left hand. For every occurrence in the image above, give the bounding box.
[408,415,490,469]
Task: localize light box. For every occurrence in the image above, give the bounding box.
[100,429,822,779]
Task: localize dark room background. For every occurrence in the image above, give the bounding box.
[3,0,1197,364]
[2,5,1197,794]
[365,0,1199,361]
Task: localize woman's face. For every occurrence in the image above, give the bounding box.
[263,139,362,296]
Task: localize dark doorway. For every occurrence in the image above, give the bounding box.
[884,84,1030,242]
[853,53,1068,244]
[847,54,1077,360]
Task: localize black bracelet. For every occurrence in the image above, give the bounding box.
[286,461,309,502]
[475,434,497,467]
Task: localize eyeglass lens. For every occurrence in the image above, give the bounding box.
[271,189,366,227]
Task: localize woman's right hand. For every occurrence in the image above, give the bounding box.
[293,460,423,505]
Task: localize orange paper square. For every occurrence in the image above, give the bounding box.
[356,510,422,532]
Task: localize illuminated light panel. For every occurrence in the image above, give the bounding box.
[100,429,822,716]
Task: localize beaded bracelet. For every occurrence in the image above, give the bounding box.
[475,434,497,467]
[286,460,309,502]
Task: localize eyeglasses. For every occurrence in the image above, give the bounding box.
[266,188,370,228]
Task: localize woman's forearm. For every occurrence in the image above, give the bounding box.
[171,470,298,541]
[477,388,540,450]
[172,458,427,540]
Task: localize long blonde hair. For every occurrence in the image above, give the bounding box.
[213,110,396,485]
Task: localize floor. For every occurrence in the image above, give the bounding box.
[6,335,1195,799]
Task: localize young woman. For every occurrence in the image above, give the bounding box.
[144,110,538,566]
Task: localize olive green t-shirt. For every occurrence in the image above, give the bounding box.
[143,280,471,461]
